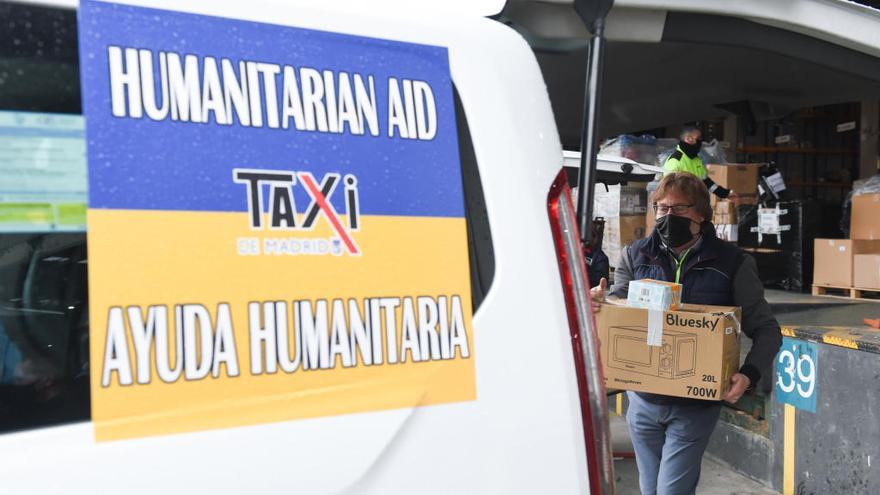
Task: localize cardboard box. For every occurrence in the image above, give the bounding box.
[596,303,741,401]
[603,215,647,268]
[813,239,880,287]
[854,254,880,289]
[851,194,880,240]
[646,208,657,234]
[628,279,682,311]
[712,199,738,225]
[706,164,761,204]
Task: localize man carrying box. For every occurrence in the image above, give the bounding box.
[591,172,781,495]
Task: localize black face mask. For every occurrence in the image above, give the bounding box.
[679,139,702,159]
[655,214,697,248]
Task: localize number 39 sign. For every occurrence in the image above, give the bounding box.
[775,337,818,413]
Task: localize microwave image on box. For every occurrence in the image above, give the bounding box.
[607,326,697,379]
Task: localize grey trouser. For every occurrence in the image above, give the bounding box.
[626,391,722,495]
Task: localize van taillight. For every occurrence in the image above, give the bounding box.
[547,170,615,495]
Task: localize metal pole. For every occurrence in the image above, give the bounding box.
[575,17,606,247]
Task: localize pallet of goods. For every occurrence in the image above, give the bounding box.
[812,184,880,299]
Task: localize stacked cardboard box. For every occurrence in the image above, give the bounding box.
[814,193,880,290]
[645,181,658,235]
[854,254,880,289]
[712,200,738,242]
[813,240,880,288]
[847,193,880,290]
[851,193,880,240]
[646,208,657,235]
[707,164,760,243]
[712,200,738,225]
[594,184,647,268]
[706,164,761,205]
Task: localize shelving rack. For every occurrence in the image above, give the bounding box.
[736,103,860,205]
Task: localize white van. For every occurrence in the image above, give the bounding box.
[0,1,613,493]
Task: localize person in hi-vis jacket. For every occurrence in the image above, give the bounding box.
[663,125,738,202]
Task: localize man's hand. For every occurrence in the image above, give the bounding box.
[723,372,751,403]
[727,191,739,205]
[589,277,607,313]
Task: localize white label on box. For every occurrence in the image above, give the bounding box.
[766,172,786,193]
[759,211,780,230]
[715,224,738,242]
[775,134,794,144]
[755,208,791,235]
[628,281,673,311]
[839,246,846,252]
[837,121,856,132]
[647,309,664,347]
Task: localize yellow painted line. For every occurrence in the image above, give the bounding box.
[784,404,796,495]
[823,331,860,350]
[616,393,623,416]
[783,326,863,351]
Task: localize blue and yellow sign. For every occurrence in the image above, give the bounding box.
[79,1,474,441]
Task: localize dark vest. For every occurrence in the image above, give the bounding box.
[627,228,744,306]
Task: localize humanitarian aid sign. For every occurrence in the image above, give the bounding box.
[79,0,475,441]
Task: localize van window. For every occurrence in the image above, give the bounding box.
[454,88,496,312]
[0,1,494,434]
[0,2,88,434]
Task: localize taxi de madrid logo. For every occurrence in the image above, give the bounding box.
[233,168,361,257]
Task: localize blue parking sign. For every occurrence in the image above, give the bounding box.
[775,337,818,413]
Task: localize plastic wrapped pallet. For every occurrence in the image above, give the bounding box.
[592,184,648,218]
[840,178,869,236]
[853,175,880,196]
[699,140,728,165]
[593,184,648,268]
[599,134,658,165]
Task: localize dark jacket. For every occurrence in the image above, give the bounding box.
[610,226,782,405]
[585,247,610,289]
